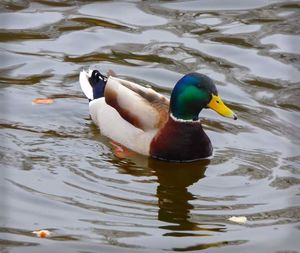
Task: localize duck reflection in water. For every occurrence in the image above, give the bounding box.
[149,159,209,234]
[114,154,226,236]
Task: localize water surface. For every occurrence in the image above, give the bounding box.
[1,1,300,252]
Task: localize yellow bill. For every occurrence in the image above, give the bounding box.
[208,94,237,120]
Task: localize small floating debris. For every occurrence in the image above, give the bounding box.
[32,98,54,105]
[228,216,247,224]
[32,229,51,238]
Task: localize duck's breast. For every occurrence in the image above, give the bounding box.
[150,117,213,162]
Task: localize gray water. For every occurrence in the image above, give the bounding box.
[1,1,300,252]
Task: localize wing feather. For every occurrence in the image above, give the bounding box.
[104,76,169,131]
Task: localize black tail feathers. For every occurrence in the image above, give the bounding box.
[88,70,107,100]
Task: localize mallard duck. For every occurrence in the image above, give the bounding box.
[79,70,237,162]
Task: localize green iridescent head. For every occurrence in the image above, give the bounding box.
[170,73,237,121]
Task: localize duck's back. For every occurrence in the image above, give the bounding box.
[104,76,169,131]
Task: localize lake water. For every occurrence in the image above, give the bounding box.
[1,1,300,252]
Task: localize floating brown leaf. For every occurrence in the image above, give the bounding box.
[32,229,51,238]
[32,98,54,105]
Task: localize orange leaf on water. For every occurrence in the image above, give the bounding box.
[32,230,51,238]
[32,98,54,105]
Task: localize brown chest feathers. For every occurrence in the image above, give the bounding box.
[150,116,212,162]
